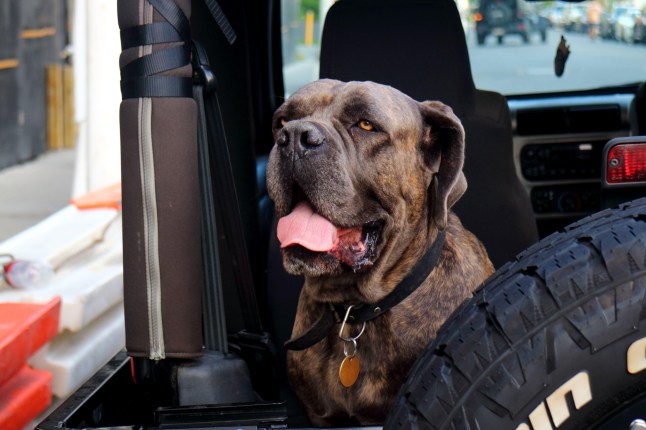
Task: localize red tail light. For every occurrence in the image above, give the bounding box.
[474,12,483,22]
[606,143,646,184]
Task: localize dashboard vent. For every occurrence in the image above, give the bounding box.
[516,105,622,136]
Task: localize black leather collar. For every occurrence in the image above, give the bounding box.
[284,229,446,351]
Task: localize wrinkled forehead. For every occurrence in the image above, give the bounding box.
[278,80,420,130]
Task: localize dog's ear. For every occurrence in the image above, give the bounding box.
[419,101,467,230]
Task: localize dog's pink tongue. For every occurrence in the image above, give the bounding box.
[277,201,338,252]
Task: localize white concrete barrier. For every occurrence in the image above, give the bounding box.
[30,303,125,398]
[0,204,125,399]
[0,205,119,269]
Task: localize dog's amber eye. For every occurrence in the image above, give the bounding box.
[278,117,287,128]
[358,120,374,131]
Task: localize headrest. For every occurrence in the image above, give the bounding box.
[319,0,476,116]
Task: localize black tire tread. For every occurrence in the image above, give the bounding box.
[385,197,646,429]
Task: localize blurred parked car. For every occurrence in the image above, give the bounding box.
[544,4,566,27]
[615,8,644,43]
[635,14,646,43]
[600,11,617,38]
[563,5,587,32]
[529,12,551,37]
[475,0,547,44]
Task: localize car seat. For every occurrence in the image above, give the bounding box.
[266,0,539,418]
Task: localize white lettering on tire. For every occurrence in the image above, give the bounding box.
[627,337,646,374]
[516,371,592,430]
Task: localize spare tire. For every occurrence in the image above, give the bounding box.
[385,197,646,429]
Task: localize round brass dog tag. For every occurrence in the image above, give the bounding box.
[339,356,360,387]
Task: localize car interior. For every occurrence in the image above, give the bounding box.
[39,0,646,428]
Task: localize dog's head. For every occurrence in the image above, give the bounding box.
[267,79,466,281]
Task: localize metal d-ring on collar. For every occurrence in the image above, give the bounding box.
[339,305,365,358]
[338,305,366,342]
[284,228,447,351]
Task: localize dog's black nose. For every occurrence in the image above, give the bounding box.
[276,122,327,158]
[276,130,289,146]
[295,123,326,159]
[297,125,326,148]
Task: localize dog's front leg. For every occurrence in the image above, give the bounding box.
[287,348,349,427]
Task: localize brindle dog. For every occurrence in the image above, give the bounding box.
[266,79,494,426]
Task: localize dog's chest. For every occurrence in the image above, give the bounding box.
[288,315,426,424]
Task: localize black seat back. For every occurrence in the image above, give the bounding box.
[320,0,474,117]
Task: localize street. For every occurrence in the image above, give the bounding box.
[283,27,646,97]
[468,27,646,95]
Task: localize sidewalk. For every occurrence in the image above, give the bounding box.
[0,149,76,243]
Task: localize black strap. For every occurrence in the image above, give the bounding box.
[119,0,191,99]
[120,0,235,100]
[203,0,237,44]
[284,229,447,351]
[147,0,191,41]
[121,45,190,79]
[120,22,183,50]
[121,76,192,99]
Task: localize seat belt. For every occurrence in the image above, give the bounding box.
[192,41,275,340]
[191,39,277,397]
[193,73,228,354]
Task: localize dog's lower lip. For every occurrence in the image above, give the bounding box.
[328,220,383,272]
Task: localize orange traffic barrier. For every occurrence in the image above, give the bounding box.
[0,365,52,430]
[70,183,122,210]
[0,297,61,388]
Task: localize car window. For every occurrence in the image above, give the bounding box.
[281,0,646,96]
